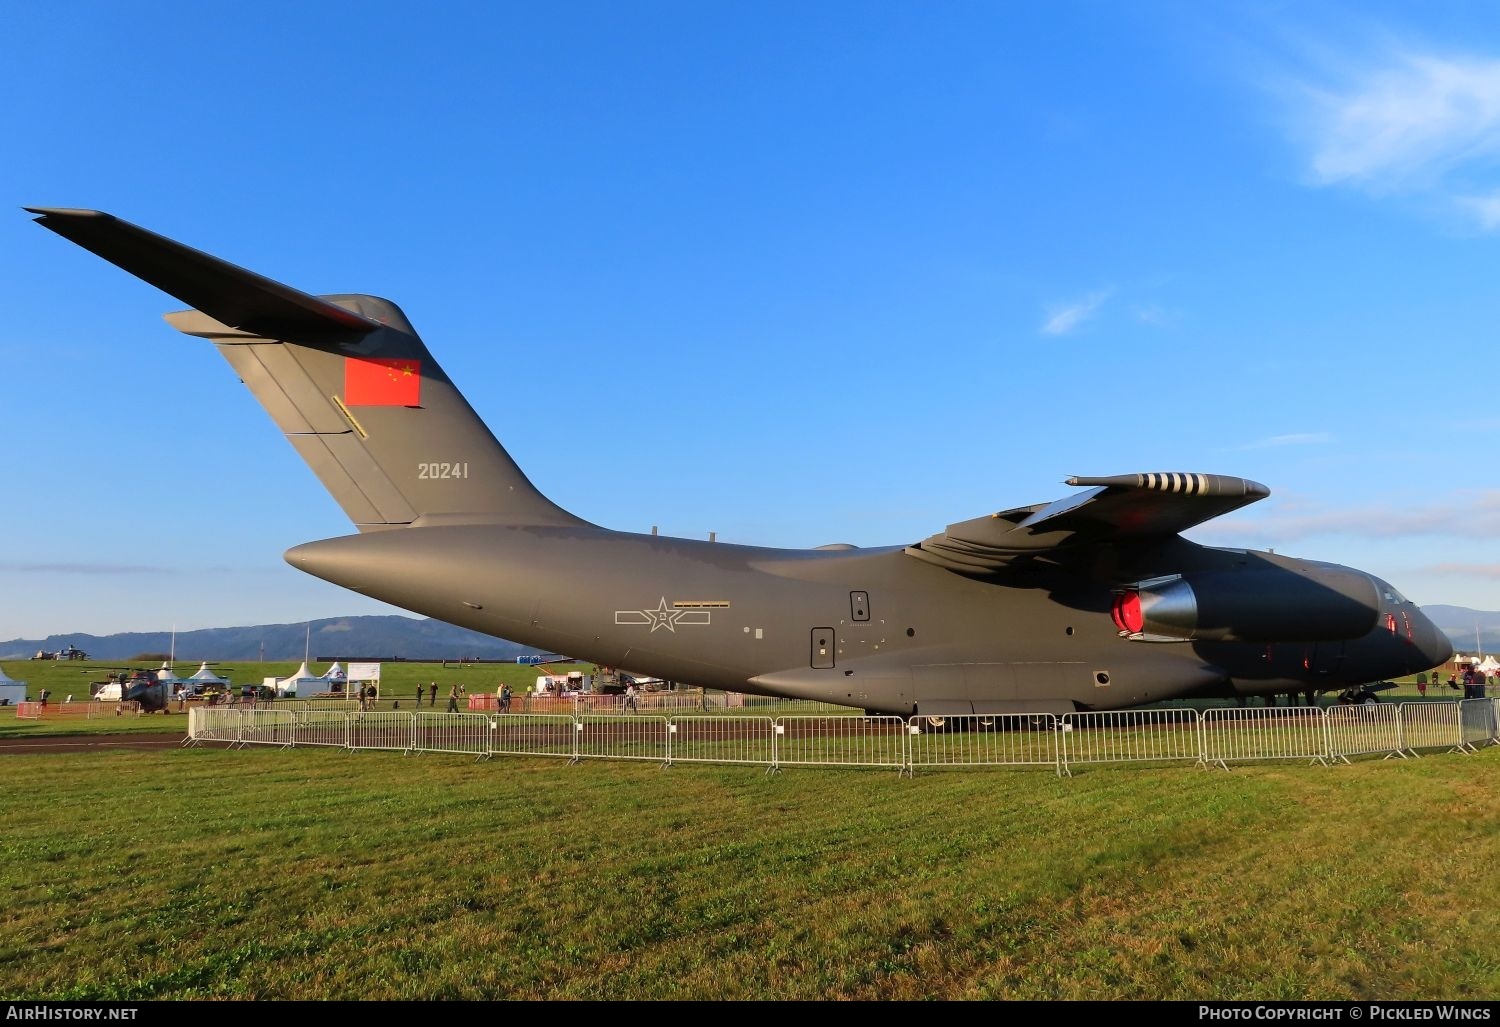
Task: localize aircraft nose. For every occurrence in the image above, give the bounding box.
[1414,609,1454,671]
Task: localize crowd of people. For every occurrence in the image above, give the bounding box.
[1456,666,1490,700]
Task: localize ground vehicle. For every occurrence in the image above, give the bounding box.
[591,668,665,695]
[534,671,586,694]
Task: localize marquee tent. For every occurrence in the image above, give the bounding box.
[268,661,324,697]
[0,664,26,706]
[187,662,231,688]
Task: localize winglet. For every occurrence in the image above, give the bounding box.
[27,207,382,341]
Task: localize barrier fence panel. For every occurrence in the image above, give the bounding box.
[414,712,492,759]
[489,714,577,761]
[575,715,670,765]
[906,714,1060,773]
[188,707,241,744]
[1399,701,1463,755]
[774,716,908,771]
[1201,706,1329,768]
[349,712,415,753]
[15,702,41,720]
[1325,704,1405,763]
[295,710,350,749]
[666,716,776,767]
[1059,710,1201,773]
[1458,699,1498,753]
[238,709,295,749]
[86,701,142,719]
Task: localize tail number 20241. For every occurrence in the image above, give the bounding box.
[418,462,470,479]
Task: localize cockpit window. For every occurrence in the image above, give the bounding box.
[1383,587,1409,604]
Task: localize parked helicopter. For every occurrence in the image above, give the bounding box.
[89,668,174,713]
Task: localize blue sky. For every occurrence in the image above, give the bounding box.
[3,1,1497,638]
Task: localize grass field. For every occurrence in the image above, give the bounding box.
[1,716,1497,1000]
[5,661,1496,1001]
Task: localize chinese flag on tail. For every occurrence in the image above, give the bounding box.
[344,356,421,406]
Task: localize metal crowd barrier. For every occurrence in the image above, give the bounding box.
[574,715,671,765]
[774,716,908,773]
[666,716,777,767]
[1200,706,1330,769]
[908,714,1061,775]
[1399,702,1464,756]
[414,711,491,760]
[180,699,1500,774]
[1325,704,1406,763]
[489,713,576,761]
[1458,699,1498,753]
[1058,709,1200,774]
[348,711,415,753]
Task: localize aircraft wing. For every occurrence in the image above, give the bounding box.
[906,472,1269,574]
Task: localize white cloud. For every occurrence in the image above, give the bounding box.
[1290,50,1500,227]
[1041,289,1112,336]
[1425,563,1500,579]
[1133,304,1175,327]
[1238,432,1334,450]
[1194,490,1500,545]
[1459,190,1500,229]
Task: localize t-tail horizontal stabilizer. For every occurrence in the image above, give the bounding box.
[29,207,589,533]
[26,207,382,342]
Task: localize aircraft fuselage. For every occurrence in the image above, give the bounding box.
[287,525,1447,715]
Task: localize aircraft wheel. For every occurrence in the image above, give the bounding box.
[978,716,996,731]
[924,715,948,731]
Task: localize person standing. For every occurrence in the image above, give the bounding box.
[499,683,512,714]
[428,682,437,707]
[623,681,638,714]
[1416,673,1427,699]
[446,683,460,714]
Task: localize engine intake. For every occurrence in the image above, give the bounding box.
[1113,566,1381,643]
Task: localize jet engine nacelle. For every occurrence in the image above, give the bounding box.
[1111,564,1381,643]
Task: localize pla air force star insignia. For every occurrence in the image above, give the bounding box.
[616,597,713,632]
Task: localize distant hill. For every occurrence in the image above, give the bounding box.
[0,615,539,663]
[1421,605,1500,657]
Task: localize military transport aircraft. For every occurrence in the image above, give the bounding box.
[28,208,1454,720]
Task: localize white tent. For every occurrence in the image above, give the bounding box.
[187,662,231,688]
[321,662,346,682]
[0,664,26,706]
[270,661,324,697]
[1478,656,1500,676]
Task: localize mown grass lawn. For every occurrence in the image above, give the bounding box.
[1,739,1496,1001]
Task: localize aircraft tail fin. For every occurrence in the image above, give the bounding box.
[29,207,589,532]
